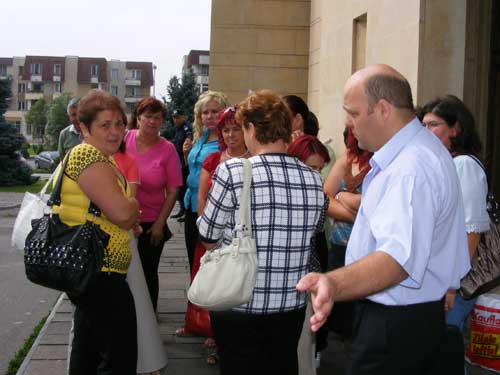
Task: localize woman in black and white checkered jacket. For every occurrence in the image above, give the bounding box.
[197,90,326,375]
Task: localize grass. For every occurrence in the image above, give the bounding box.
[5,315,48,375]
[0,179,52,194]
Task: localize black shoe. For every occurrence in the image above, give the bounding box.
[171,210,185,219]
[177,216,185,222]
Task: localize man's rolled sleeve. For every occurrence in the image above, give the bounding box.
[197,163,234,243]
[368,175,436,288]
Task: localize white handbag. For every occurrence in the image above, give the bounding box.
[11,173,54,251]
[188,158,258,311]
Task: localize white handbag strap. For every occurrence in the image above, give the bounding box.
[234,158,252,237]
[38,170,57,197]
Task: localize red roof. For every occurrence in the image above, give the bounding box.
[186,50,209,67]
[77,57,108,83]
[125,61,154,87]
[0,58,13,66]
[22,56,66,81]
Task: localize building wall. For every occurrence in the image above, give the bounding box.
[210,0,311,104]
[310,0,422,153]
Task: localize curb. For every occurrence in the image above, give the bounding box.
[15,293,65,375]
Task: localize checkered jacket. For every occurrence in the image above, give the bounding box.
[197,154,325,314]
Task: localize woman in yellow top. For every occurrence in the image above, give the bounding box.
[54,89,140,375]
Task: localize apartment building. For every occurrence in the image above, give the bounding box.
[0,55,154,142]
[182,50,209,94]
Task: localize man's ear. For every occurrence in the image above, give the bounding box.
[377,99,392,119]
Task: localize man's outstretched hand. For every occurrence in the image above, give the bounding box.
[296,272,335,332]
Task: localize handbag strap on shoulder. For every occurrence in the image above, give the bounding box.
[47,148,103,217]
[234,158,252,237]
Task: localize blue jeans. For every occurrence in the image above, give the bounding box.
[446,293,477,333]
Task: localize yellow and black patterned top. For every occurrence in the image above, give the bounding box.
[52,143,132,274]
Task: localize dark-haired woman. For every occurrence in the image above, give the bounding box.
[418,96,489,335]
[125,97,182,311]
[55,89,140,374]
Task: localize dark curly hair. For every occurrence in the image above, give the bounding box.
[416,95,481,156]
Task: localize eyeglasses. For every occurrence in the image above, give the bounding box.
[422,121,447,128]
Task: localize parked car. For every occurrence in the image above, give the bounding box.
[34,151,60,171]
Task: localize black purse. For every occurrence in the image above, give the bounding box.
[24,151,110,299]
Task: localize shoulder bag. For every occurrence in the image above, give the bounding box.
[24,150,110,300]
[460,155,500,298]
[11,173,54,251]
[187,158,258,311]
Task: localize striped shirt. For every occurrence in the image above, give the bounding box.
[198,154,325,314]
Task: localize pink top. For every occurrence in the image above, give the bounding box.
[113,152,140,184]
[125,129,182,222]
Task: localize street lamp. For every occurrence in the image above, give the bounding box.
[153,64,157,97]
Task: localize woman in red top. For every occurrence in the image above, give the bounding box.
[176,106,249,365]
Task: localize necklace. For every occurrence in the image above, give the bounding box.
[225,149,249,158]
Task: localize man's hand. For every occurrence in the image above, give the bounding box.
[296,272,335,332]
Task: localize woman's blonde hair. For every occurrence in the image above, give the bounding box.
[193,90,229,141]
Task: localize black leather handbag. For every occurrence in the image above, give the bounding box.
[24,151,110,299]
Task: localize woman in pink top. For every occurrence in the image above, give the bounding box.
[125,97,182,311]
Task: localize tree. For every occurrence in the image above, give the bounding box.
[164,69,200,124]
[46,93,71,149]
[0,78,34,186]
[25,98,48,143]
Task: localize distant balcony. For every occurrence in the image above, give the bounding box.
[90,76,99,84]
[125,79,141,86]
[124,96,142,103]
[53,75,61,82]
[25,92,44,100]
[30,75,42,82]
[53,92,61,99]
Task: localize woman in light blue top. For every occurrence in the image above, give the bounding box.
[182,90,228,273]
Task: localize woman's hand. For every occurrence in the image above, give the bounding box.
[133,224,143,237]
[183,137,193,159]
[445,289,456,312]
[148,220,165,246]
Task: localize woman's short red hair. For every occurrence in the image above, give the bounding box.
[288,134,330,165]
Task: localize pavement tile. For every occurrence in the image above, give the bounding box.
[45,322,71,335]
[163,358,219,375]
[32,345,67,360]
[39,334,69,345]
[23,359,67,375]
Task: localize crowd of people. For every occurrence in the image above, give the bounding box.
[50,63,491,375]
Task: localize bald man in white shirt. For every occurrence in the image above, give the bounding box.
[297,64,470,375]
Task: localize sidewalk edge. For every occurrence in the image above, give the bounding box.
[15,292,65,375]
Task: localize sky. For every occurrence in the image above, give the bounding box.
[1,0,212,99]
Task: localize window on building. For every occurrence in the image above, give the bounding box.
[131,69,141,80]
[201,83,209,92]
[54,64,61,76]
[54,82,61,93]
[91,64,99,77]
[129,87,140,97]
[26,123,32,135]
[30,63,42,75]
[32,82,44,93]
[18,66,24,76]
[14,121,21,132]
[352,13,367,73]
[111,86,118,96]
[0,65,6,76]
[111,68,119,81]
[17,100,26,111]
[201,65,209,76]
[18,83,26,93]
